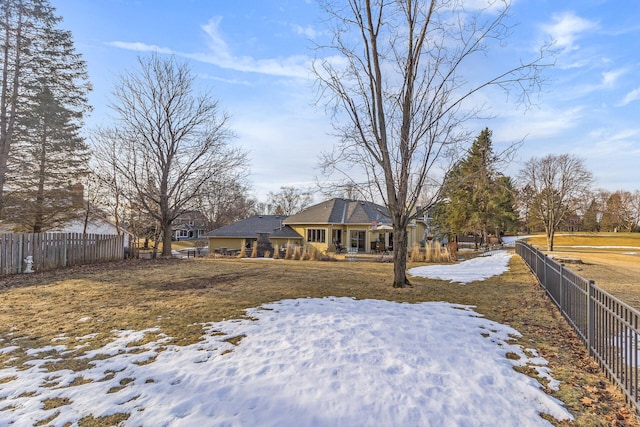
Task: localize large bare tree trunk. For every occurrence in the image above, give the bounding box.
[162,222,173,257]
[392,226,410,287]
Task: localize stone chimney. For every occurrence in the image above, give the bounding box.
[255,232,274,257]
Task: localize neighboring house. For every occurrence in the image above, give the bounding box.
[51,212,134,248]
[204,215,303,253]
[173,211,209,241]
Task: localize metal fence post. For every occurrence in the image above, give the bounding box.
[543,254,548,290]
[588,280,595,357]
[559,263,564,315]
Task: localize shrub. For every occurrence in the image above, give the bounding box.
[250,243,258,258]
[410,244,423,262]
[273,244,280,259]
[411,241,454,263]
[237,246,247,258]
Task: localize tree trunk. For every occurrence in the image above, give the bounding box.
[392,226,410,288]
[0,5,24,218]
[546,228,554,252]
[161,221,173,257]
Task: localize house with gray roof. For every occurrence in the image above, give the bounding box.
[282,198,397,254]
[204,198,427,256]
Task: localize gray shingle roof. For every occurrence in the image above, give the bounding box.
[283,198,390,225]
[203,215,302,239]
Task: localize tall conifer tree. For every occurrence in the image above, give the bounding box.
[0,0,90,230]
[433,128,517,246]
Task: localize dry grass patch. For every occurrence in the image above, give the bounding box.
[524,233,640,310]
[0,256,638,425]
[78,412,130,427]
[41,396,71,410]
[526,232,640,249]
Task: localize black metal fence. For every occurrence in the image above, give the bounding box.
[516,240,640,410]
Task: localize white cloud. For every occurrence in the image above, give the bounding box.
[292,23,323,39]
[107,17,313,79]
[601,68,626,87]
[541,12,598,53]
[494,105,585,142]
[620,87,640,106]
[201,17,231,59]
[197,16,312,79]
[106,41,174,55]
[587,128,638,154]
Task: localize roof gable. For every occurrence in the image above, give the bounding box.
[284,198,390,225]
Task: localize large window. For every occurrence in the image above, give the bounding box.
[307,228,326,243]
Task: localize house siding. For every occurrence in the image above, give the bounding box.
[208,237,243,251]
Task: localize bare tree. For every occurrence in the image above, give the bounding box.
[267,186,314,215]
[313,0,549,286]
[197,176,257,230]
[632,190,640,233]
[601,190,638,232]
[92,53,244,257]
[519,154,593,251]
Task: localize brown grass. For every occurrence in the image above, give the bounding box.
[525,233,640,310]
[0,255,638,425]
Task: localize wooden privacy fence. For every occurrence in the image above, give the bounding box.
[516,240,640,410]
[0,233,125,276]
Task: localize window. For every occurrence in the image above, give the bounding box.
[307,228,326,243]
[332,229,342,244]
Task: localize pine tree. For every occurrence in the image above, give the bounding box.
[582,199,600,232]
[0,0,32,217]
[0,0,91,230]
[433,128,517,246]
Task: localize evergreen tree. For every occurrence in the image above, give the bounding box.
[582,198,600,232]
[0,0,90,230]
[492,176,519,235]
[0,0,33,217]
[433,128,517,247]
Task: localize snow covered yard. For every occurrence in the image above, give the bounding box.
[0,251,576,426]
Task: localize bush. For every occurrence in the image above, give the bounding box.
[237,246,247,258]
[411,241,453,263]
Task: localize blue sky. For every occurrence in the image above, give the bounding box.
[52,0,640,201]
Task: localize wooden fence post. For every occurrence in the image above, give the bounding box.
[17,234,23,274]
